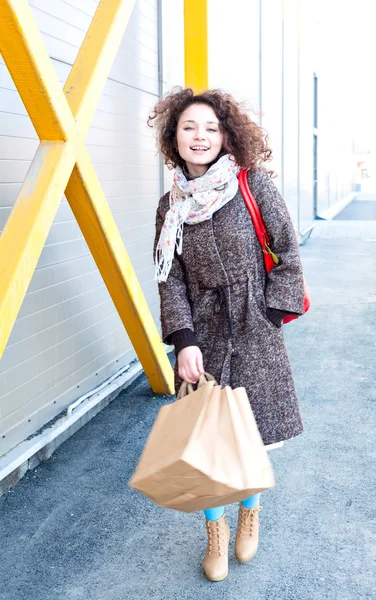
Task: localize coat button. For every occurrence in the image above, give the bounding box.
[214,303,221,313]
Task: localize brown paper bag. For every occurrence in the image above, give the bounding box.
[128,374,275,512]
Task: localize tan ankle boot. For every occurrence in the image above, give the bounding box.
[203,515,230,581]
[235,504,262,563]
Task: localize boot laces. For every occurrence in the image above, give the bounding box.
[207,519,227,557]
[239,505,262,538]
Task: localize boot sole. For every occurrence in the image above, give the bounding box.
[235,550,257,563]
[204,570,228,582]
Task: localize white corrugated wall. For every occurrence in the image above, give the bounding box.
[0,0,162,456]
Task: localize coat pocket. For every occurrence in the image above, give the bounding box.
[252,288,280,331]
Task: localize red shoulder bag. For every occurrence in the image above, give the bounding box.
[238,168,310,324]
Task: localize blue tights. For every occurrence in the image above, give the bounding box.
[204,493,260,521]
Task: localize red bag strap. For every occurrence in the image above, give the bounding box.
[238,168,277,274]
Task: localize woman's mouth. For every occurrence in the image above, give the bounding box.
[190,146,209,154]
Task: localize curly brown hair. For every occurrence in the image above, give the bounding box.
[148,87,274,175]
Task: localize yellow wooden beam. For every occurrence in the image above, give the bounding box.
[0,142,76,354]
[64,0,136,135]
[184,0,208,92]
[0,0,174,394]
[67,145,173,393]
[0,0,76,141]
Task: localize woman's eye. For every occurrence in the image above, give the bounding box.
[183,127,194,131]
[208,128,218,132]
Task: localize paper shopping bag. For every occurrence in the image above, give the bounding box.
[128,374,275,512]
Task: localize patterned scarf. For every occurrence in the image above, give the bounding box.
[155,154,240,282]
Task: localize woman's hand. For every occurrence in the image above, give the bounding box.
[178,346,204,384]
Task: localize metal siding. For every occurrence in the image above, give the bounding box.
[0,0,161,455]
[1,298,115,377]
[7,286,112,347]
[0,184,23,207]
[0,111,37,139]
[0,343,134,456]
[282,0,299,226]
[260,0,283,189]
[297,4,316,232]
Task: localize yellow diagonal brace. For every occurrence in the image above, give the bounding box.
[67,145,172,392]
[0,0,174,394]
[64,0,136,135]
[0,142,76,351]
[184,0,208,92]
[0,0,77,141]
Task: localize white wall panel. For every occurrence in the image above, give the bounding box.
[313,2,356,215]
[0,136,39,161]
[298,3,316,232]
[0,299,114,374]
[260,0,283,189]
[208,0,260,107]
[282,0,299,225]
[0,111,37,139]
[0,338,132,456]
[7,286,111,347]
[0,184,22,207]
[160,0,184,193]
[0,160,31,183]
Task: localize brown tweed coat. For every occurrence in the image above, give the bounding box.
[154,168,305,445]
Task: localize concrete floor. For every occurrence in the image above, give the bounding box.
[335,199,376,220]
[1,218,375,600]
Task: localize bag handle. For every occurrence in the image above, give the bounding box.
[176,372,217,400]
[238,169,279,274]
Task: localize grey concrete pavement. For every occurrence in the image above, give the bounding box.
[335,199,376,220]
[1,216,375,600]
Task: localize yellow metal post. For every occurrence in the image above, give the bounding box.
[184,0,208,92]
[67,146,174,392]
[0,0,174,394]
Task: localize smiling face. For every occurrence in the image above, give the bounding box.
[176,103,224,177]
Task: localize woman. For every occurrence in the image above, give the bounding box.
[150,88,305,582]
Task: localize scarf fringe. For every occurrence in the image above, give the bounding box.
[155,221,184,283]
[175,221,184,255]
[155,247,171,283]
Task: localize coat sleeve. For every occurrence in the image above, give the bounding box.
[154,197,195,345]
[250,169,305,314]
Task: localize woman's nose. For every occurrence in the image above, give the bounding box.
[194,128,206,140]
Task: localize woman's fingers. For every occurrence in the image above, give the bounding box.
[178,346,202,383]
[179,368,192,383]
[196,350,204,375]
[180,362,200,383]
